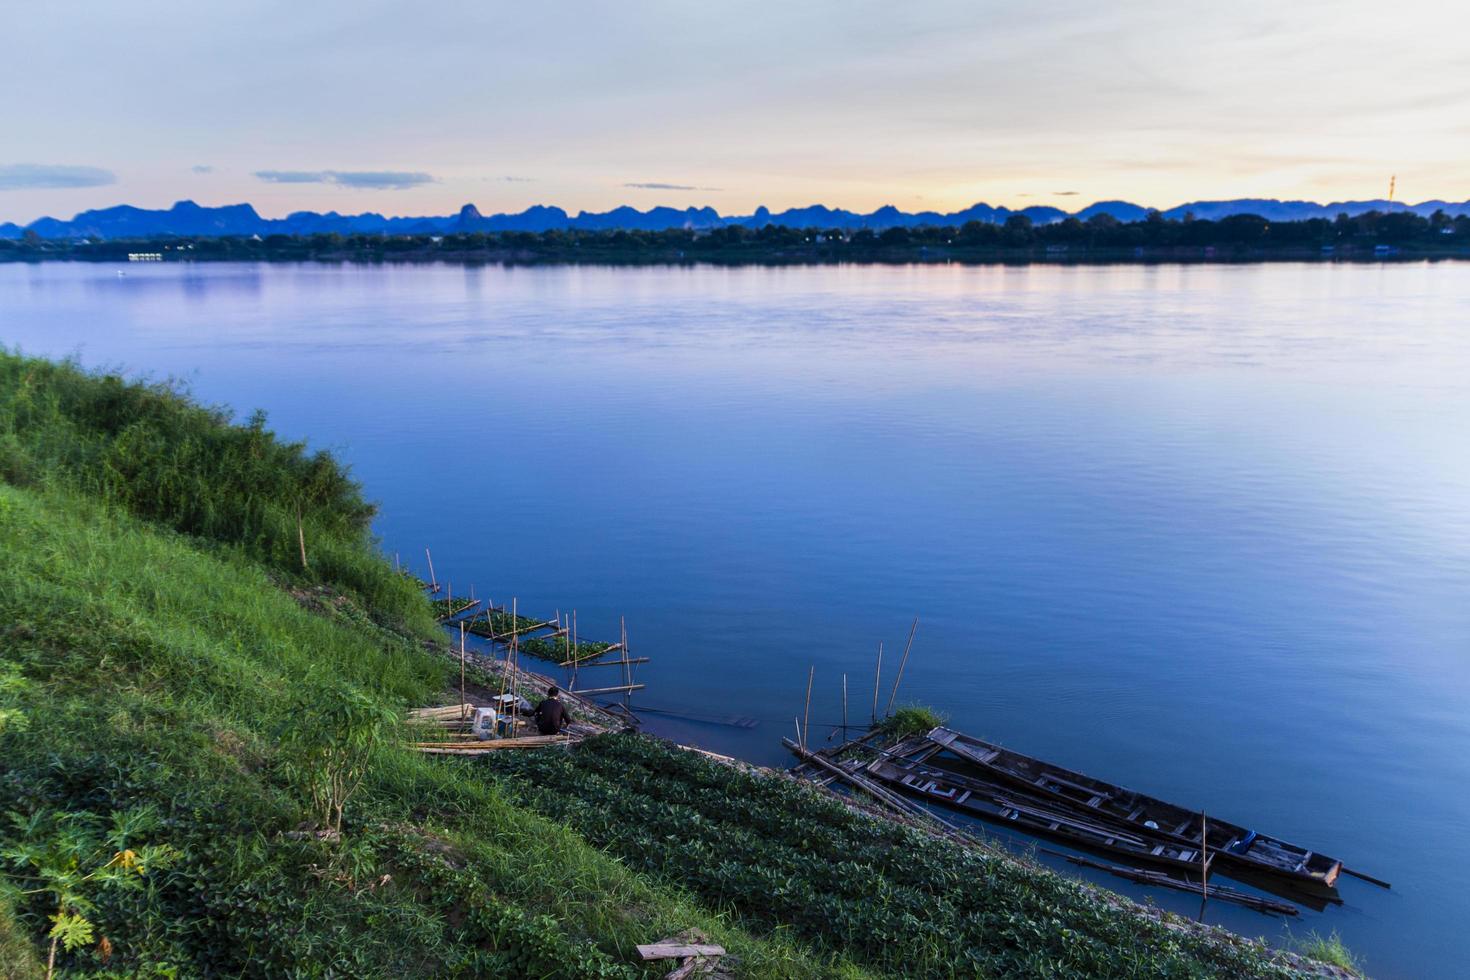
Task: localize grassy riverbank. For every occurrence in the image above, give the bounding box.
[0,352,1352,976]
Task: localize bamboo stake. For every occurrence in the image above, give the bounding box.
[496,598,511,728]
[1201,811,1209,903]
[871,642,883,723]
[884,616,919,717]
[509,597,519,735]
[459,622,467,713]
[841,673,849,741]
[621,616,631,707]
[802,666,814,751]
[425,547,437,592]
[571,610,579,691]
[296,505,308,570]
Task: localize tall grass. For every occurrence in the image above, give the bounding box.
[1297,931,1360,972]
[0,350,431,634]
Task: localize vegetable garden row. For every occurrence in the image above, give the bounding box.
[482,734,1307,979]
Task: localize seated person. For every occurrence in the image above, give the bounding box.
[533,685,571,735]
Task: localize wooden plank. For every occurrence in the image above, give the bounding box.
[637,943,726,961]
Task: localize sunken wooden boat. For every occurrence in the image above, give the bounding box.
[866,754,1214,877]
[878,726,1346,899]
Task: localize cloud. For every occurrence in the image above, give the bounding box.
[498,175,535,183]
[0,163,116,190]
[1053,190,1080,195]
[252,169,435,189]
[624,181,722,191]
[192,165,214,174]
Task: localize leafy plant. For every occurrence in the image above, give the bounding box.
[1,806,177,979]
[280,686,396,835]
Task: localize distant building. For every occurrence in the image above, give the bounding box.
[126,252,163,262]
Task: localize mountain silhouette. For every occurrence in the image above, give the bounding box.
[5,196,1468,240]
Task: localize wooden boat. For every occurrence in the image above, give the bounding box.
[866,755,1213,876]
[906,727,1343,897]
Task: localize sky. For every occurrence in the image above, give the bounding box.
[5,0,1468,223]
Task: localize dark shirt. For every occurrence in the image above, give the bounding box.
[534,697,569,735]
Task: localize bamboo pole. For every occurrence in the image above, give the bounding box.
[424,547,437,591]
[567,683,646,696]
[841,673,848,741]
[884,616,919,717]
[509,597,519,735]
[620,616,631,707]
[459,622,467,712]
[871,642,883,723]
[1201,812,1209,902]
[802,666,814,751]
[296,505,308,570]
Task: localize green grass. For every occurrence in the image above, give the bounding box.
[1297,931,1359,972]
[879,704,946,740]
[0,350,433,635]
[0,891,44,980]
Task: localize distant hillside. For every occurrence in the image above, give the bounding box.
[7,195,1470,240]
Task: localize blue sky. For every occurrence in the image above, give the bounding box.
[5,0,1467,222]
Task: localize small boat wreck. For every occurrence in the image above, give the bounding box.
[842,726,1388,905]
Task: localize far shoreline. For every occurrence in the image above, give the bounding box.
[5,244,1469,268]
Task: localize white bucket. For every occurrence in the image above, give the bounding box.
[472,707,499,741]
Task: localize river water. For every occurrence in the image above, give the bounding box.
[4,260,1467,976]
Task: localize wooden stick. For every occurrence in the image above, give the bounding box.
[842,673,848,741]
[784,738,961,833]
[621,616,631,706]
[424,547,437,591]
[572,657,651,668]
[567,683,646,696]
[459,622,467,709]
[1200,811,1209,903]
[636,943,725,961]
[1341,866,1392,889]
[802,665,814,752]
[884,616,919,717]
[871,642,883,723]
[564,642,623,667]
[1037,848,1298,916]
[509,597,519,732]
[296,504,308,570]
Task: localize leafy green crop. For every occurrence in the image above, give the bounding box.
[483,734,1314,979]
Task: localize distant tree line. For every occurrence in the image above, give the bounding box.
[4,208,1468,263]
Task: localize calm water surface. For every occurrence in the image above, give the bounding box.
[4,261,1468,977]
